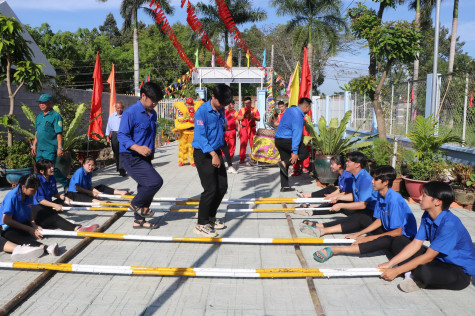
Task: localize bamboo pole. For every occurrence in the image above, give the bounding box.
[0,262,383,278]
[62,207,332,213]
[97,194,327,204]
[40,229,354,244]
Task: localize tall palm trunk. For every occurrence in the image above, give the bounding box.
[307,17,313,98]
[412,0,421,112]
[447,0,458,75]
[133,10,140,95]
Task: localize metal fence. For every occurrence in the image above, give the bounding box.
[156,99,178,120]
[346,72,475,148]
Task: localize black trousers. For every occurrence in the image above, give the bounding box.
[31,205,77,231]
[358,235,412,255]
[221,141,233,168]
[194,148,228,225]
[1,223,43,247]
[389,236,471,290]
[65,184,116,203]
[274,138,309,188]
[323,210,381,234]
[110,132,124,172]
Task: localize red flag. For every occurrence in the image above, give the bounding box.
[88,51,104,140]
[411,89,414,102]
[299,47,311,100]
[470,91,473,108]
[107,63,116,118]
[146,74,150,82]
[140,81,144,89]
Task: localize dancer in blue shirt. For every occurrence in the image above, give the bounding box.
[312,166,417,263]
[192,84,233,237]
[118,82,164,229]
[379,181,475,292]
[274,98,311,192]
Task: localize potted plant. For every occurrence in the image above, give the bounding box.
[449,163,475,206]
[403,115,462,201]
[304,110,373,184]
[5,140,34,185]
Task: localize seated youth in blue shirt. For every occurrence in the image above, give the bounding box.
[65,156,130,203]
[0,174,59,256]
[33,159,99,233]
[118,82,164,229]
[300,152,378,238]
[296,154,354,216]
[274,98,312,192]
[192,84,233,237]
[379,181,475,292]
[313,166,417,263]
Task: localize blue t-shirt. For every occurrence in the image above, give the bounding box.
[0,185,34,225]
[373,189,417,238]
[352,169,378,210]
[415,210,475,275]
[192,100,225,153]
[68,167,92,193]
[118,100,157,154]
[34,174,58,205]
[275,106,305,154]
[338,170,354,193]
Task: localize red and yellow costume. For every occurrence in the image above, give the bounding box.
[224,108,238,159]
[172,98,203,166]
[237,106,260,161]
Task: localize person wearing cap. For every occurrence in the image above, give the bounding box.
[31,94,67,188]
[118,82,164,229]
[106,101,126,176]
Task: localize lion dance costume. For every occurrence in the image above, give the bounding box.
[172,98,204,166]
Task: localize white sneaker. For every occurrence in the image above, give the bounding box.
[209,217,225,230]
[227,166,238,174]
[46,243,59,256]
[398,278,424,293]
[193,223,218,237]
[11,244,44,261]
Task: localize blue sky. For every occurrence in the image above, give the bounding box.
[6,0,475,94]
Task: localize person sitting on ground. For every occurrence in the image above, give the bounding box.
[312,165,417,263]
[65,156,130,203]
[295,154,353,216]
[33,159,99,233]
[378,181,475,292]
[299,151,378,237]
[0,174,60,256]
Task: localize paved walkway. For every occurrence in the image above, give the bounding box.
[0,142,474,315]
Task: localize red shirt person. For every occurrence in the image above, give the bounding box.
[236,96,260,163]
[224,101,239,159]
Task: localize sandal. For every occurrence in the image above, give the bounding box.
[133,219,159,229]
[296,190,305,198]
[313,247,333,263]
[299,220,321,237]
[129,204,155,218]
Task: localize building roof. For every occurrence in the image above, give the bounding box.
[0,0,56,77]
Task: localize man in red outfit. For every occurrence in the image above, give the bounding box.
[236,96,260,163]
[224,100,239,159]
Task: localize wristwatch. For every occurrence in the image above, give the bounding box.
[58,147,63,150]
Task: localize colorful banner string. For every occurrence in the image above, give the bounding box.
[164,69,193,98]
[184,0,230,70]
[215,0,263,70]
[150,0,195,70]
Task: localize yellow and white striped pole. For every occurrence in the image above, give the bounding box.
[40,229,353,244]
[97,194,327,205]
[0,262,383,278]
[62,207,332,213]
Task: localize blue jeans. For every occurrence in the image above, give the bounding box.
[120,153,163,220]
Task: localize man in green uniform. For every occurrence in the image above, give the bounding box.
[31,94,67,187]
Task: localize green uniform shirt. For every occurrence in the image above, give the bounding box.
[35,109,63,153]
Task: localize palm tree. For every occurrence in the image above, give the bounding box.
[196,0,267,53]
[271,0,347,97]
[447,0,459,75]
[98,0,173,94]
